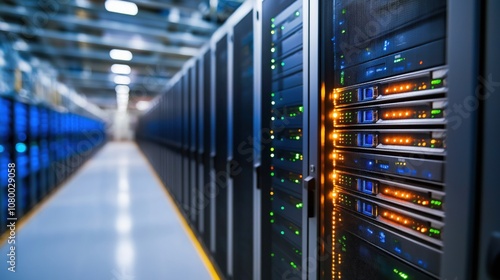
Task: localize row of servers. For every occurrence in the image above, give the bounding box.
[0,95,107,235]
[137,0,500,279]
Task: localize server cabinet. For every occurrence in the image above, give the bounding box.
[261,0,308,278]
[0,97,13,234]
[202,49,213,247]
[182,73,191,213]
[214,34,230,275]
[324,0,447,279]
[476,0,500,278]
[14,101,29,216]
[189,65,199,226]
[29,105,40,207]
[231,10,255,280]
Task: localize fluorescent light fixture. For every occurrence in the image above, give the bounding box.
[109,49,133,61]
[105,0,138,16]
[117,104,128,111]
[111,64,131,75]
[117,93,129,102]
[135,101,150,111]
[115,85,130,95]
[114,75,131,85]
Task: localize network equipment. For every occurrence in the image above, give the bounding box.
[0,97,106,235]
[328,0,447,278]
[261,0,305,278]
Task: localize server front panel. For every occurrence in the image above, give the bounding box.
[328,0,447,279]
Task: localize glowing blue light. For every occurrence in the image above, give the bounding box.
[379,232,386,243]
[16,143,27,153]
[395,247,402,254]
[0,145,4,153]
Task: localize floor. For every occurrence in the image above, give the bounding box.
[0,142,213,280]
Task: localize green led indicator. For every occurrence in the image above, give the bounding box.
[271,92,275,97]
[295,11,300,17]
[270,211,274,216]
[430,228,441,235]
[299,106,303,112]
[393,269,409,279]
[271,59,275,63]
[271,24,275,28]
[281,179,285,183]
[281,206,285,210]
[271,253,275,257]
[394,57,406,63]
[290,262,297,269]
[295,136,300,140]
[270,219,275,223]
[271,18,275,22]
[270,172,275,176]
[281,26,285,30]
[431,199,442,206]
[271,47,276,52]
[271,65,276,70]
[340,55,344,58]
[296,203,303,208]
[281,62,285,66]
[341,8,346,14]
[431,79,442,85]
[340,71,345,85]
[341,29,346,34]
[280,231,285,235]
[294,179,300,184]
[431,109,442,115]
[295,230,300,235]
[270,147,274,151]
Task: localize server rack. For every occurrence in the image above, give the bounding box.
[201,49,213,248]
[323,0,448,279]
[0,95,106,236]
[261,0,310,278]
[231,10,255,280]
[0,97,13,232]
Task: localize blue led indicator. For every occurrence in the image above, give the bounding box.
[379,164,390,170]
[395,247,402,254]
[367,228,373,235]
[0,145,4,153]
[379,232,386,243]
[365,181,373,192]
[16,143,27,153]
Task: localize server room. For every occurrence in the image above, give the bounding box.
[0,0,499,279]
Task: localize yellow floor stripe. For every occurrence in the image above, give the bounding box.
[136,143,221,280]
[0,146,102,245]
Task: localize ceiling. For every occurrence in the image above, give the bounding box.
[0,0,244,111]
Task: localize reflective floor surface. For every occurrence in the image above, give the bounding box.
[0,142,212,280]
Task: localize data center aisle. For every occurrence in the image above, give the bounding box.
[0,142,213,280]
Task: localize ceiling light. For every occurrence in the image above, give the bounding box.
[117,93,129,101]
[135,101,150,111]
[115,85,130,94]
[111,64,131,75]
[114,75,131,85]
[109,49,133,61]
[105,0,138,16]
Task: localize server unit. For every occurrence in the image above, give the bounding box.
[324,0,447,279]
